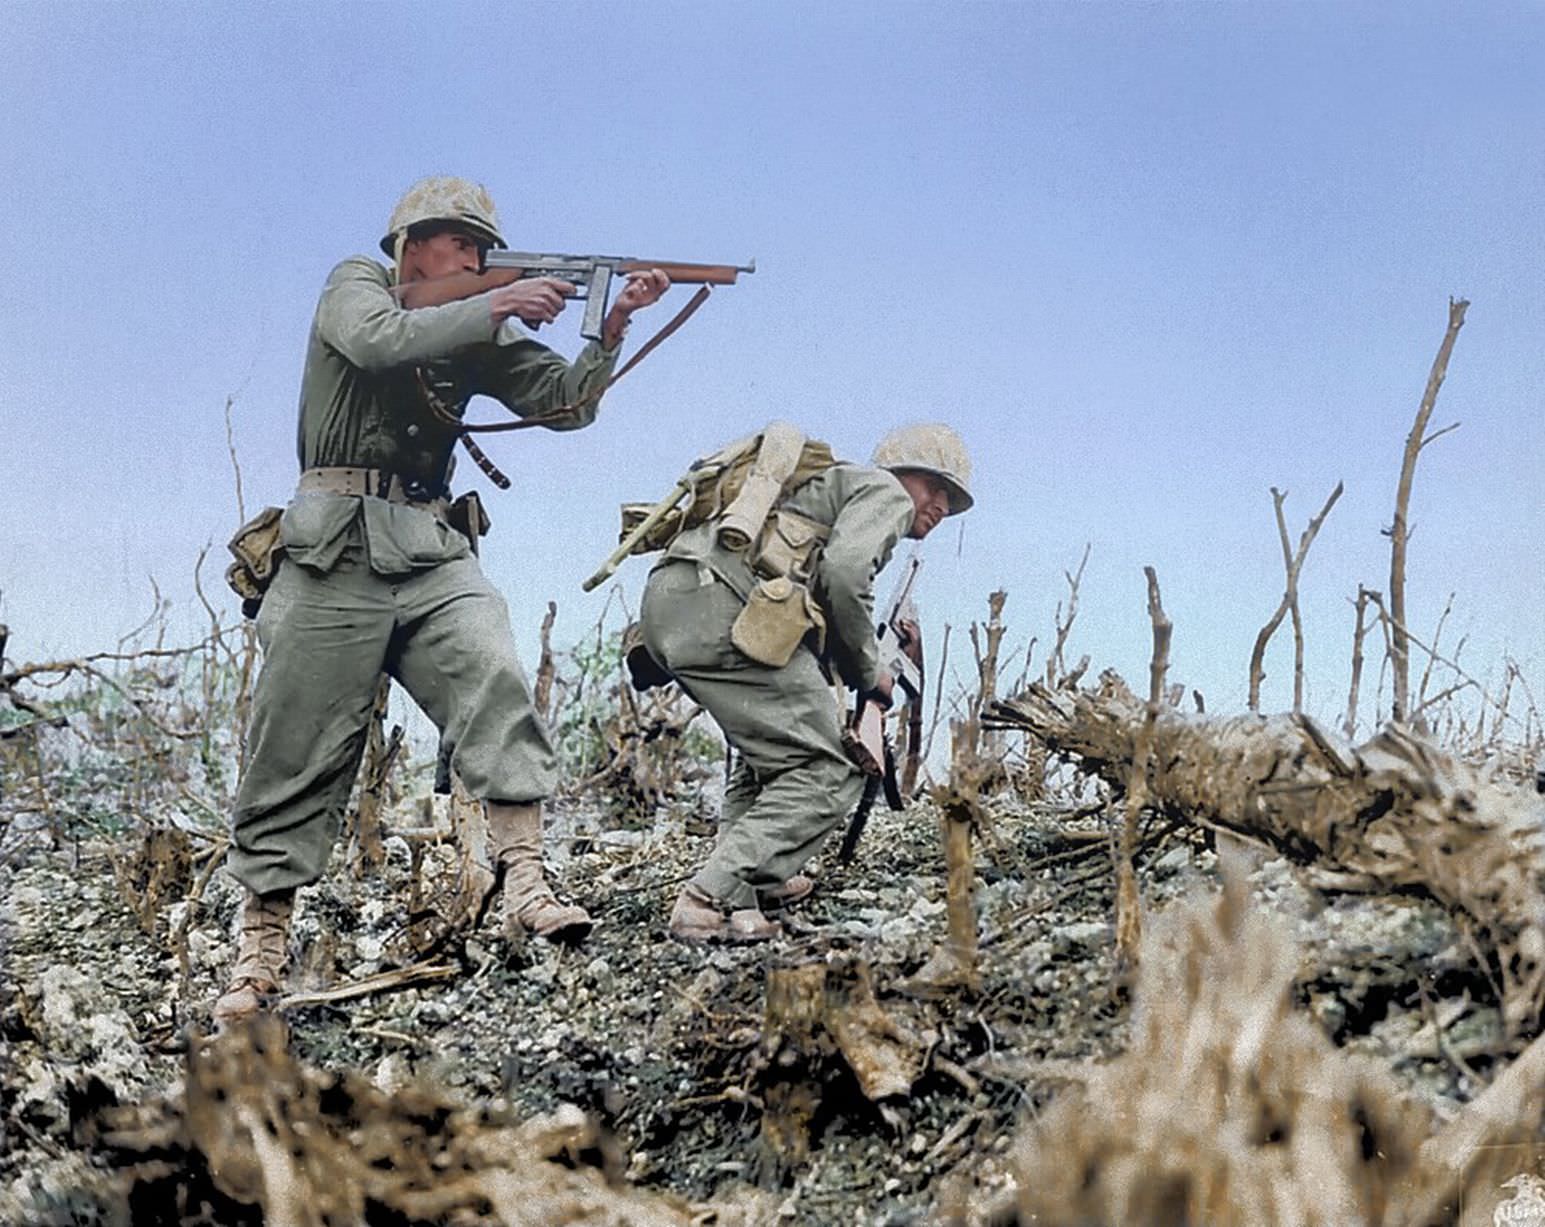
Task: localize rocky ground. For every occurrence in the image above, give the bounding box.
[0,728,1504,1226]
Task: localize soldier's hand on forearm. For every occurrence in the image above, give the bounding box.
[489,277,575,329]
[617,268,670,314]
[601,269,670,349]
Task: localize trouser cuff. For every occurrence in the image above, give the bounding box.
[692,866,758,910]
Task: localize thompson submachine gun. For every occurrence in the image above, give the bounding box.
[394,250,755,341]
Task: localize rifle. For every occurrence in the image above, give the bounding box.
[837,549,924,864]
[393,251,755,342]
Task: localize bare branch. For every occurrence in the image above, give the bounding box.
[1048,543,1090,688]
[1415,591,1457,718]
[1343,586,1378,740]
[224,394,248,525]
[1247,482,1343,712]
[1418,420,1462,452]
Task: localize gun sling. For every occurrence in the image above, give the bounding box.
[417,285,715,490]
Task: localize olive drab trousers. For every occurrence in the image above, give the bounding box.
[227,534,555,897]
[641,559,865,908]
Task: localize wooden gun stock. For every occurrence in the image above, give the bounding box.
[613,259,752,286]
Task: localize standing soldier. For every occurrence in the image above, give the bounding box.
[638,424,973,942]
[214,176,669,1024]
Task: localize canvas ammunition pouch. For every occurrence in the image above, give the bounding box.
[445,491,491,555]
[225,505,285,619]
[731,575,827,668]
[750,507,829,584]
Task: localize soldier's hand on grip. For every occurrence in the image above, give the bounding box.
[489,276,575,329]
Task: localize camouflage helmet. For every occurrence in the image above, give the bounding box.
[871,423,974,515]
[379,175,507,257]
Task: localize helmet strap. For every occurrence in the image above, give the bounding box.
[391,231,409,285]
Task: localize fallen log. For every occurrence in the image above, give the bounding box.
[986,671,1545,1036]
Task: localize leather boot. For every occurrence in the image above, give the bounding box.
[757,873,814,912]
[212,888,294,1027]
[669,884,780,944]
[485,801,593,943]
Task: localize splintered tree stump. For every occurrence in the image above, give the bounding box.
[759,965,828,1173]
[987,670,1545,1036]
[1012,738,1049,805]
[1011,884,1545,1226]
[969,590,1009,773]
[1012,887,1435,1226]
[449,771,497,919]
[901,721,987,997]
[576,684,706,820]
[110,825,194,938]
[757,959,929,1181]
[349,675,399,874]
[1115,566,1171,983]
[90,1016,695,1226]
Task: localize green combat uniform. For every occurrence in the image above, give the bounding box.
[228,255,617,896]
[640,464,916,908]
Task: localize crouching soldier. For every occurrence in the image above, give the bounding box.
[637,423,973,942]
[214,176,670,1024]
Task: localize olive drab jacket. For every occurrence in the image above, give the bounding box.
[287,255,618,574]
[660,464,916,693]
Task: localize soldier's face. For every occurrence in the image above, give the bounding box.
[896,472,951,540]
[402,229,484,281]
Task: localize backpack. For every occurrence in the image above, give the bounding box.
[585,421,837,592]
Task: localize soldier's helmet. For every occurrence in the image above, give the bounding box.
[871,423,974,515]
[379,175,507,257]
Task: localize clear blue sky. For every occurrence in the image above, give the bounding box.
[3,2,1541,738]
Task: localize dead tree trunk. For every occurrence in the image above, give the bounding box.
[899,720,988,997]
[350,676,400,874]
[534,601,558,722]
[969,591,1008,777]
[1115,568,1171,980]
[987,671,1545,1037]
[1390,297,1468,723]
